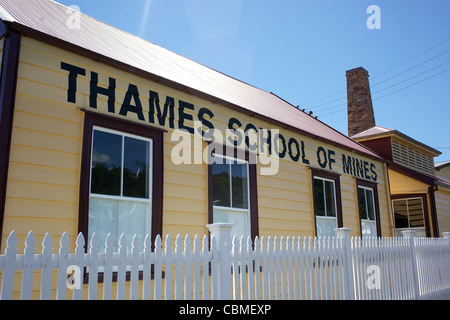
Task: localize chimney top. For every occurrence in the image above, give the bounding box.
[346,67,376,137]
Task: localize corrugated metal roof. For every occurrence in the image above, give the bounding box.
[0,0,382,159]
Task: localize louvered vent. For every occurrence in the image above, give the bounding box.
[391,140,435,176]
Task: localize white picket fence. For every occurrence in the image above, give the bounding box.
[0,224,449,300]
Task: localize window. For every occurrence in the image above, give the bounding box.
[89,127,152,252]
[208,146,258,241]
[392,196,428,237]
[79,112,164,252]
[312,169,342,237]
[212,154,250,239]
[356,179,381,237]
[357,186,376,237]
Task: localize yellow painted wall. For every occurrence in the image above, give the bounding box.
[1,36,393,256]
[435,186,450,234]
[436,165,450,181]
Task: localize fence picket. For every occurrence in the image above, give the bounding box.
[164,235,173,300]
[130,235,140,300]
[88,233,98,300]
[56,232,69,300]
[174,235,182,300]
[193,235,200,300]
[73,233,85,300]
[21,231,35,300]
[184,235,191,300]
[116,234,127,300]
[201,236,209,300]
[260,236,268,300]
[142,235,152,300]
[153,235,162,300]
[247,236,254,300]
[103,234,113,300]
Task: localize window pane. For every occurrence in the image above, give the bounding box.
[358,187,367,220]
[316,217,336,237]
[362,221,377,237]
[117,200,149,251]
[393,199,409,229]
[212,163,231,207]
[314,178,325,217]
[228,210,250,240]
[91,130,122,196]
[408,198,424,228]
[123,137,150,198]
[366,189,375,221]
[89,197,118,252]
[324,180,336,217]
[231,163,248,209]
[213,208,229,223]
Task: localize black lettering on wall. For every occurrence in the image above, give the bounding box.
[119,84,145,121]
[300,141,310,165]
[288,138,300,162]
[273,132,287,159]
[198,107,215,139]
[178,100,195,134]
[61,62,86,103]
[245,123,258,151]
[149,90,175,129]
[227,117,243,147]
[317,146,327,169]
[90,72,116,113]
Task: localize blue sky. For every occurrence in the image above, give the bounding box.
[58,0,450,161]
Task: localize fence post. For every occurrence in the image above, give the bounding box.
[207,223,233,300]
[402,230,420,300]
[334,228,354,300]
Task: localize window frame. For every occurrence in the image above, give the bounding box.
[211,153,251,239]
[79,111,164,248]
[391,193,430,237]
[356,179,381,237]
[208,145,259,241]
[311,169,343,237]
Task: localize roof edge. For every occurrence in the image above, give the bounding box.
[0,5,15,23]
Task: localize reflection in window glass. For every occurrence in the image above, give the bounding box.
[123,137,150,198]
[231,162,248,209]
[393,197,425,234]
[91,130,122,196]
[212,163,231,207]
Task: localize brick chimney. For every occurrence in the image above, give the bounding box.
[346,67,376,137]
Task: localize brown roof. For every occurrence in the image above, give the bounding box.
[0,0,382,159]
[352,125,441,157]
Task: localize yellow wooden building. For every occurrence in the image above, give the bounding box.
[0,0,447,259]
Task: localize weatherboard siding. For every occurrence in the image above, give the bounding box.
[1,36,393,255]
[436,187,450,234]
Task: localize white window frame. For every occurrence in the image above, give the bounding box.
[393,197,426,237]
[358,185,377,237]
[89,126,153,250]
[314,176,338,237]
[211,153,251,239]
